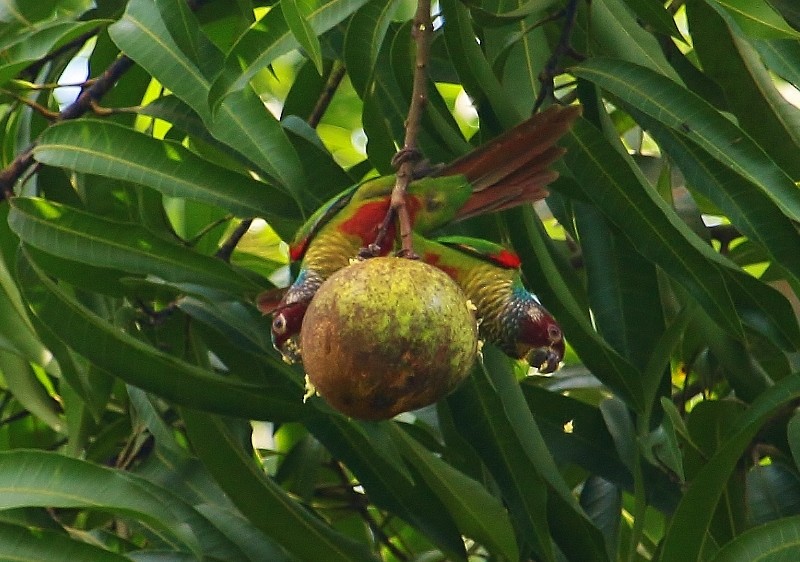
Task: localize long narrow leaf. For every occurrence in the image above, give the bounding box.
[573,58,800,224]
[9,197,259,295]
[34,120,301,236]
[18,251,305,422]
[505,208,646,411]
[391,425,519,560]
[446,347,610,562]
[0,522,130,562]
[208,0,369,107]
[562,117,800,350]
[0,450,200,554]
[182,409,377,562]
[109,0,310,208]
[659,372,800,562]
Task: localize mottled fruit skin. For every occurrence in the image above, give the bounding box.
[300,257,478,420]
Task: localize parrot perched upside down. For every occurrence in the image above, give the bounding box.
[259,104,580,365]
[414,233,564,373]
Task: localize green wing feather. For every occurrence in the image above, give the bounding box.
[434,236,522,270]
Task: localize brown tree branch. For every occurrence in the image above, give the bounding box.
[532,0,585,113]
[308,61,347,129]
[215,218,253,262]
[0,54,135,200]
[0,0,213,201]
[371,0,433,258]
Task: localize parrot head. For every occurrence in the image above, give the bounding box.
[270,302,306,363]
[516,302,564,374]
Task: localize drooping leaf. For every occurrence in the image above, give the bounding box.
[17,251,305,422]
[391,424,519,560]
[208,0,370,107]
[659,373,800,562]
[281,0,324,74]
[706,0,800,39]
[562,117,800,351]
[0,521,130,562]
[573,58,800,225]
[8,197,260,295]
[183,409,377,562]
[33,120,302,236]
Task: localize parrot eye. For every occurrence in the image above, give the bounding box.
[547,324,562,342]
[272,313,288,335]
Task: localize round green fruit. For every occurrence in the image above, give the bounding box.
[300,257,478,420]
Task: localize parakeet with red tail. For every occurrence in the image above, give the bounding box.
[259,105,580,364]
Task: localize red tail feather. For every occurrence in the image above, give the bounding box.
[436,105,581,218]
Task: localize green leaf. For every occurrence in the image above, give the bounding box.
[0,450,200,554]
[588,0,681,81]
[622,0,683,38]
[8,198,259,295]
[638,113,800,290]
[574,202,664,372]
[504,207,646,412]
[33,120,301,236]
[108,0,311,209]
[562,117,800,351]
[0,251,54,370]
[768,0,800,30]
[745,461,800,526]
[755,38,800,89]
[208,0,370,107]
[446,347,610,562]
[579,476,621,559]
[707,0,800,39]
[17,252,305,422]
[788,412,800,471]
[391,425,519,560]
[573,58,800,225]
[467,0,560,27]
[282,0,324,74]
[659,373,800,562]
[183,409,377,562]
[305,414,468,557]
[0,21,103,87]
[0,351,63,432]
[0,521,130,562]
[689,0,800,179]
[344,0,403,97]
[156,0,218,74]
[709,515,800,561]
[439,0,523,129]
[523,384,681,513]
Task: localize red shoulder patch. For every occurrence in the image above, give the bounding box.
[289,239,308,262]
[492,248,522,269]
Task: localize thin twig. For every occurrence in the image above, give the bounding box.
[0,54,135,199]
[331,461,409,561]
[376,0,433,257]
[216,218,253,262]
[308,62,347,129]
[0,0,211,200]
[1,89,61,120]
[532,0,584,113]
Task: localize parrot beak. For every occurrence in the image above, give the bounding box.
[527,339,564,374]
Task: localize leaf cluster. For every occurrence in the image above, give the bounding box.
[1,0,800,560]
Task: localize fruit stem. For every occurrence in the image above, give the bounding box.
[386,0,433,258]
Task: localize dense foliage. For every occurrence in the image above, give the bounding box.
[1,0,800,560]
